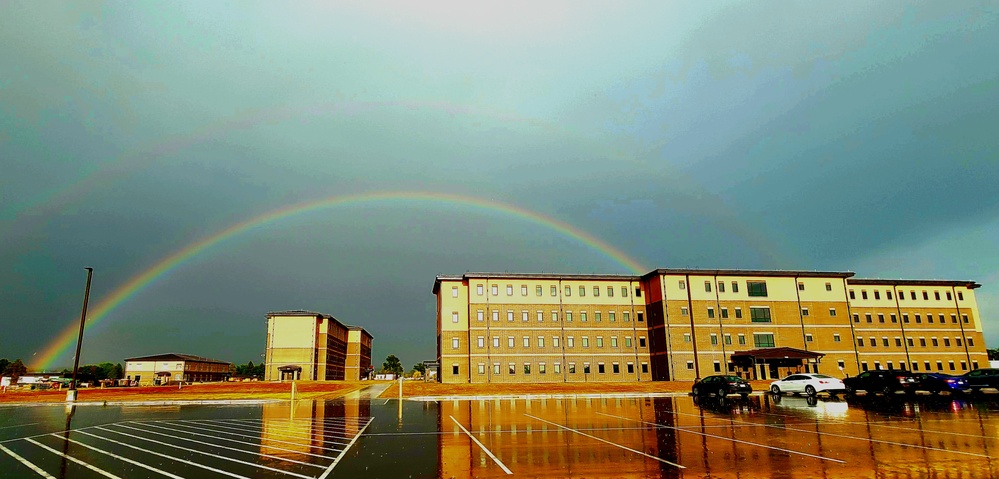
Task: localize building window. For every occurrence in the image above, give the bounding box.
[477,337,484,348]
[584,363,591,374]
[853,314,860,323]
[934,291,941,300]
[710,334,718,345]
[539,363,546,374]
[915,314,922,324]
[919,337,926,347]
[707,307,715,319]
[910,291,917,300]
[506,285,513,296]
[580,312,587,322]
[686,361,694,370]
[833,334,841,342]
[838,360,845,369]
[956,338,962,346]
[962,314,969,324]
[721,307,729,319]
[801,308,809,317]
[625,337,633,347]
[738,334,746,345]
[569,363,576,374]
[754,333,775,348]
[609,312,616,322]
[554,363,561,374]
[492,311,499,322]
[493,337,499,347]
[869,337,876,347]
[452,365,459,375]
[551,285,557,296]
[798,282,805,291]
[611,337,618,347]
[705,281,712,292]
[723,334,732,345]
[895,337,902,347]
[935,361,943,371]
[928,314,934,324]
[536,285,543,296]
[890,313,897,323]
[679,280,686,290]
[642,363,649,373]
[750,307,771,323]
[565,285,571,296]
[478,363,485,375]
[849,290,855,299]
[907,337,913,347]
[582,337,589,348]
[951,314,958,323]
[508,337,515,348]
[878,313,885,323]
[806,334,813,342]
[452,312,459,323]
[552,312,558,322]
[565,312,572,322]
[637,312,644,322]
[522,311,529,322]
[596,337,604,348]
[491,285,498,296]
[639,337,647,347]
[732,281,739,293]
[683,333,691,343]
[623,312,630,322]
[922,291,929,300]
[865,313,872,323]
[477,310,484,322]
[477,284,484,296]
[507,311,514,322]
[595,312,602,322]
[944,338,950,347]
[911,362,918,371]
[861,362,869,371]
[449,338,458,349]
[958,291,964,301]
[882,337,889,347]
[579,286,586,296]
[967,337,975,347]
[553,337,560,348]
[452,286,458,297]
[595,363,604,374]
[874,290,880,300]
[622,286,629,297]
[607,286,614,297]
[887,291,893,300]
[825,282,832,291]
[593,286,600,296]
[521,285,528,296]
[523,337,530,347]
[613,363,620,373]
[858,338,865,347]
[902,313,909,323]
[509,363,516,375]
[829,308,837,317]
[627,363,634,373]
[735,308,742,319]
[524,363,531,374]
[567,337,574,348]
[718,282,725,293]
[681,307,688,316]
[714,361,722,372]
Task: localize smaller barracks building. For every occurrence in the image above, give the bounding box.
[124,353,232,385]
[264,310,374,381]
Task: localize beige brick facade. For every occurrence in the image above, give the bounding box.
[435,270,989,384]
[264,310,374,381]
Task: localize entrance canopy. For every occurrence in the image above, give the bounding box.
[277,366,302,372]
[731,347,824,362]
[155,371,172,377]
[730,347,825,380]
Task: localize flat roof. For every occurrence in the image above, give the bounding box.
[124,353,230,365]
[348,325,374,339]
[848,278,981,289]
[643,268,855,279]
[433,273,640,293]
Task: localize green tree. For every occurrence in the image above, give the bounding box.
[412,362,426,376]
[110,363,124,380]
[0,358,9,376]
[381,355,404,377]
[988,348,999,361]
[98,362,116,380]
[2,359,27,382]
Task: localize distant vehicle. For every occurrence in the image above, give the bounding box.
[691,375,752,398]
[961,368,999,392]
[912,373,969,394]
[769,373,846,397]
[843,370,917,395]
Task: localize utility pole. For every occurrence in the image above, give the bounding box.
[67,267,93,402]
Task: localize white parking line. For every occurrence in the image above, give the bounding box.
[866,422,994,439]
[176,420,350,447]
[144,421,340,459]
[0,443,55,479]
[96,426,315,479]
[450,416,512,475]
[50,434,185,479]
[116,423,322,468]
[25,438,122,479]
[190,419,355,440]
[524,414,684,468]
[665,408,993,458]
[137,422,336,463]
[0,423,38,430]
[318,417,373,479]
[597,412,845,463]
[76,429,251,479]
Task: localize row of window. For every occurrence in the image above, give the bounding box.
[460,361,651,376]
[682,332,776,348]
[858,336,975,348]
[682,305,774,322]
[684,280,772,296]
[849,289,964,302]
[852,312,970,324]
[464,284,642,298]
[459,335,648,349]
[455,310,645,323]
[859,360,978,372]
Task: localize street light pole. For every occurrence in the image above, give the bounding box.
[67,267,93,402]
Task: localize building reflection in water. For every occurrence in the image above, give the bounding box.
[438,395,999,479]
[258,398,370,468]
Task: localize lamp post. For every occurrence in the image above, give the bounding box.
[67,267,93,402]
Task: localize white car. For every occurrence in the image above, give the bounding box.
[769,373,846,397]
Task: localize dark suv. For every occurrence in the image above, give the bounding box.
[691,375,752,398]
[843,370,917,395]
[962,368,999,392]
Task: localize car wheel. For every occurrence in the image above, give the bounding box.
[770,385,781,395]
[805,385,816,397]
[692,387,700,397]
[845,385,855,395]
[717,388,727,398]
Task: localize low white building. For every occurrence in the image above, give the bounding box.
[124,353,232,385]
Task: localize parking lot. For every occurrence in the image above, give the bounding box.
[2,387,998,478]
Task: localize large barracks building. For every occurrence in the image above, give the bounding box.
[433,269,988,383]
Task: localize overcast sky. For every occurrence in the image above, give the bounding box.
[2,1,998,370]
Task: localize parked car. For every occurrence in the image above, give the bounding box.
[843,370,917,395]
[769,373,846,397]
[691,375,752,398]
[962,368,999,392]
[912,373,969,394]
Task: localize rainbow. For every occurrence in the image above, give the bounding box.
[32,191,647,370]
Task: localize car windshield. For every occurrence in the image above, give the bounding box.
[723,376,743,382]
[811,374,834,379]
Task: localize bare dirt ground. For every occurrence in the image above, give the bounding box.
[0,380,378,404]
[379,380,773,398]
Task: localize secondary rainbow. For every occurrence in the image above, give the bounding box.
[33,191,647,370]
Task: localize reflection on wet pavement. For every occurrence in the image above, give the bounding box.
[1,387,997,478]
